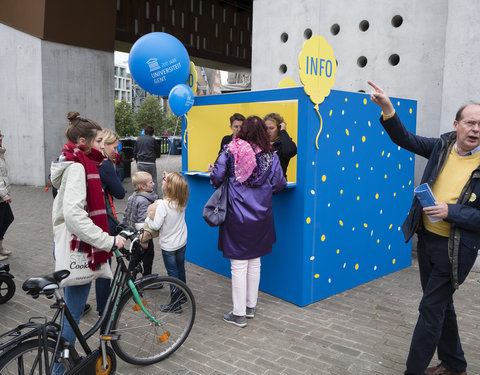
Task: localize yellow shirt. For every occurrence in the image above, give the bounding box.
[423,147,480,236]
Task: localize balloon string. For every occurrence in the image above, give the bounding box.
[314,105,323,150]
[183,114,188,152]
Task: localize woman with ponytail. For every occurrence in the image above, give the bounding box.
[50,112,126,348]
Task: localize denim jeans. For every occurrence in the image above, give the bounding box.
[405,230,466,375]
[95,258,112,315]
[62,283,91,346]
[161,246,186,283]
[53,282,92,374]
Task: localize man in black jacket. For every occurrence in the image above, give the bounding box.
[369,81,480,375]
[133,125,160,194]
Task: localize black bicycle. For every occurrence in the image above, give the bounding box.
[0,228,195,374]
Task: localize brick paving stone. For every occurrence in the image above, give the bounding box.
[1,156,480,374]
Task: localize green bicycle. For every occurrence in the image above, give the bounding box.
[0,228,195,374]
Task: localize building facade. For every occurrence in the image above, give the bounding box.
[114,64,132,103]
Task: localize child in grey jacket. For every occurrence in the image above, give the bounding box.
[122,171,158,275]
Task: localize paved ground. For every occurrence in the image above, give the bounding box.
[1,154,480,374]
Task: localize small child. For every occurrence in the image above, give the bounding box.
[122,171,158,275]
[144,171,189,312]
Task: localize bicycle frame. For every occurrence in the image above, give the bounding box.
[0,233,164,374]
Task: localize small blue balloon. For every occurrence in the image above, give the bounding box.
[129,32,190,96]
[141,129,145,136]
[117,141,123,152]
[168,84,195,116]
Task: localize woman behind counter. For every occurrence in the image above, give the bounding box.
[210,116,286,328]
[264,113,297,179]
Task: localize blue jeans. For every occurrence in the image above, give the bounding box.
[405,230,466,375]
[62,283,91,346]
[162,246,186,283]
[53,282,91,374]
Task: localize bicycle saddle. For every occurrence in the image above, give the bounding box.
[22,270,70,298]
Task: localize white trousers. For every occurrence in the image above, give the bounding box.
[230,257,261,316]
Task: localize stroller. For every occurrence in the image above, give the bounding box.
[0,263,15,303]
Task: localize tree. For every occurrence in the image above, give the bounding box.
[115,100,136,136]
[135,95,163,135]
[159,111,182,136]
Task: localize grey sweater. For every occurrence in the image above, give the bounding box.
[122,191,159,227]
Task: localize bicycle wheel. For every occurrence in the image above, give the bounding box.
[0,338,76,374]
[0,274,15,304]
[111,276,195,365]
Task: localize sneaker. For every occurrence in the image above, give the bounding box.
[159,303,182,313]
[0,254,8,261]
[223,312,247,327]
[246,307,256,319]
[81,304,91,317]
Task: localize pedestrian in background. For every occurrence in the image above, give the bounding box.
[133,125,160,194]
[369,81,478,375]
[0,131,13,261]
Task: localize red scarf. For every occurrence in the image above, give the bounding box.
[62,141,111,270]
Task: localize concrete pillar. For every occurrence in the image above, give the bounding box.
[0,23,114,185]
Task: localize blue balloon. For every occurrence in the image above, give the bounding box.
[117,141,122,152]
[129,32,190,96]
[168,84,195,116]
[141,129,145,136]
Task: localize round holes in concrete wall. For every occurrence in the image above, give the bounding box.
[357,56,367,68]
[359,20,369,32]
[279,64,287,74]
[389,54,400,66]
[391,15,403,28]
[304,28,313,39]
[280,32,288,43]
[330,24,340,35]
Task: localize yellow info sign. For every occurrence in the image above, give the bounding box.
[298,35,336,149]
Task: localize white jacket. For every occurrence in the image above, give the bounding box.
[51,160,114,251]
[145,199,187,251]
[0,147,10,199]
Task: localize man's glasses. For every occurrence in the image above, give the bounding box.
[460,120,480,128]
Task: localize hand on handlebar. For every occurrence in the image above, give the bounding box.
[115,235,127,249]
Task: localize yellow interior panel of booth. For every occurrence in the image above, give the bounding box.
[186,100,298,182]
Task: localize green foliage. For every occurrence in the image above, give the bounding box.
[135,95,163,135]
[135,95,182,136]
[114,100,137,136]
[160,111,182,136]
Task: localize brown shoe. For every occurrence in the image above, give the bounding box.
[425,363,466,375]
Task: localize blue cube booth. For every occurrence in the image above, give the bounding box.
[182,86,416,306]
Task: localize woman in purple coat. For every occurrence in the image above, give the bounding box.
[210,116,286,327]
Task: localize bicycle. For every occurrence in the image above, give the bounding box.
[0,228,196,374]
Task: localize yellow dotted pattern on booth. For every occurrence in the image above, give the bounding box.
[307,96,415,285]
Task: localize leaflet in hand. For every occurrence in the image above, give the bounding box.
[414,183,441,222]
